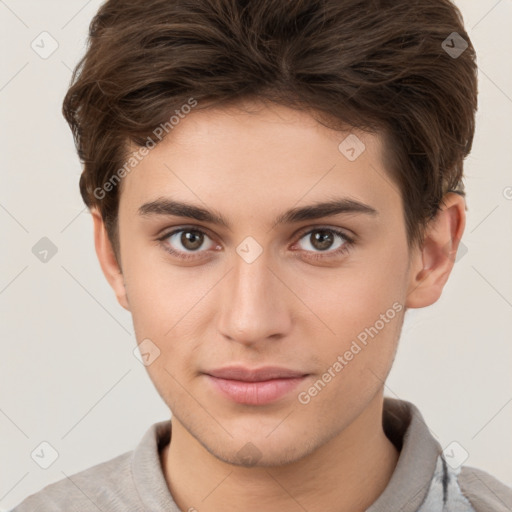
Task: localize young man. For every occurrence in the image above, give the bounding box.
[11,0,512,511]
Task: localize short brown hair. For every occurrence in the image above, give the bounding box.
[62,0,478,255]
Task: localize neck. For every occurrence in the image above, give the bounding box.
[161,391,399,512]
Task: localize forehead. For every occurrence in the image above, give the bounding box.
[119,101,400,222]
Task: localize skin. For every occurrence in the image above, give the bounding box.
[92,99,465,512]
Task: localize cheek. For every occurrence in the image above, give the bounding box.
[304,246,408,381]
[121,241,198,338]
[318,258,406,340]
[301,289,404,414]
[122,253,210,374]
[127,276,170,341]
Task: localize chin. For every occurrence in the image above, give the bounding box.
[200,429,318,468]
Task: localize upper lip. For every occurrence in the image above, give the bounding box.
[205,366,308,382]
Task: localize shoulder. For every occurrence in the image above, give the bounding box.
[10,450,143,512]
[457,465,512,512]
[416,455,512,512]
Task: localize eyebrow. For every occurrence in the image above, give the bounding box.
[138,196,378,230]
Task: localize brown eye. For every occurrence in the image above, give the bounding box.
[309,230,335,251]
[179,230,204,251]
[160,228,217,260]
[296,228,350,255]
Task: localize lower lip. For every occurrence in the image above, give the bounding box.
[205,375,307,405]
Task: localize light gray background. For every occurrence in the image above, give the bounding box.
[1,0,511,509]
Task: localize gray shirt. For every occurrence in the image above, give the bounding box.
[10,398,512,511]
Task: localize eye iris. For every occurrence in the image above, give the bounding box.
[311,230,334,251]
[181,230,203,250]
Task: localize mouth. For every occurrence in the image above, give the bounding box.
[204,366,310,405]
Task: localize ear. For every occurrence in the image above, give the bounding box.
[405,192,466,308]
[91,208,130,311]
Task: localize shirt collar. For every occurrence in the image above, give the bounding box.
[131,417,179,511]
[367,398,442,512]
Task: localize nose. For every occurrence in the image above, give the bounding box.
[216,247,293,346]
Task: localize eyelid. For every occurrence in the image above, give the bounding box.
[157,224,355,259]
[157,223,354,242]
[156,225,219,247]
[294,225,355,244]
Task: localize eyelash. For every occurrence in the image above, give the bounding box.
[156,226,355,262]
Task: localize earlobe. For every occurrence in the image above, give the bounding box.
[405,192,466,309]
[91,209,130,311]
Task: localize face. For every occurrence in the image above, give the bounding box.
[101,100,421,466]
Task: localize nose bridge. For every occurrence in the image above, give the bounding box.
[233,248,271,306]
[217,244,290,343]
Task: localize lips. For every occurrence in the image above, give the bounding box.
[204,366,309,405]
[205,366,308,382]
